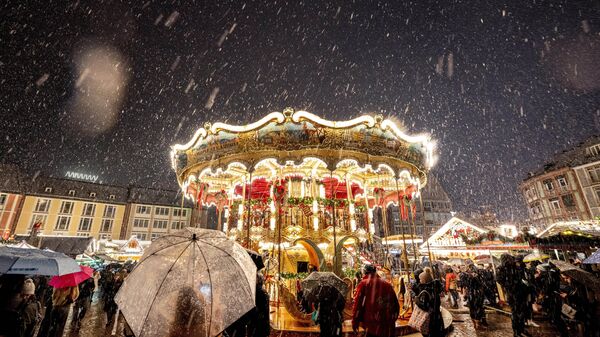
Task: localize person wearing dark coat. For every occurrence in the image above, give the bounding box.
[415,270,445,337]
[464,266,487,329]
[0,278,41,337]
[315,285,346,337]
[103,272,123,327]
[225,273,271,337]
[73,277,95,328]
[168,286,206,337]
[497,254,532,337]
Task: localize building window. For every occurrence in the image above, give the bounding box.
[82,203,96,217]
[153,220,168,229]
[595,187,600,203]
[557,175,568,188]
[132,232,147,240]
[587,164,600,183]
[29,214,47,230]
[89,192,96,198]
[549,198,561,215]
[543,179,554,191]
[133,218,149,228]
[561,194,575,208]
[173,209,187,217]
[100,219,113,232]
[171,220,184,230]
[136,205,151,215]
[55,216,71,231]
[587,144,600,156]
[68,190,76,196]
[0,194,7,208]
[99,233,112,240]
[78,217,93,232]
[44,187,53,193]
[59,201,74,214]
[109,195,116,200]
[34,198,51,213]
[151,233,161,240]
[103,205,116,218]
[155,207,170,216]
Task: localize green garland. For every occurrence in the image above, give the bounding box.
[279,272,309,280]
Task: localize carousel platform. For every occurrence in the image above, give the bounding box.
[269,305,452,336]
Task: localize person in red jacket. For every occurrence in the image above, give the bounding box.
[445,268,459,308]
[352,264,400,337]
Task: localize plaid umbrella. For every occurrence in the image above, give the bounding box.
[583,249,600,264]
[301,272,348,301]
[550,260,600,294]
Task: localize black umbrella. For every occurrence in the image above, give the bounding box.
[550,260,600,294]
[301,272,348,302]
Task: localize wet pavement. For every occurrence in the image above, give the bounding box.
[60,297,560,337]
[60,298,127,337]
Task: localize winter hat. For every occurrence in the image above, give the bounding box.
[22,279,35,295]
[419,271,433,284]
[363,264,376,275]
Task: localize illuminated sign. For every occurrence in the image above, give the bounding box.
[65,171,100,183]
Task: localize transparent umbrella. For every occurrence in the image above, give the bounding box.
[115,228,257,337]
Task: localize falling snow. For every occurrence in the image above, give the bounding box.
[1,1,599,221]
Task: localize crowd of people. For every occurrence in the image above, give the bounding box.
[1,251,599,337]
[0,263,132,337]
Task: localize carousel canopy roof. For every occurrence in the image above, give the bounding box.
[171,108,435,195]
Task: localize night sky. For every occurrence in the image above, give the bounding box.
[2,1,600,221]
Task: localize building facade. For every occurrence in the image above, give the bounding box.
[520,137,600,228]
[122,186,192,241]
[386,174,453,239]
[572,139,600,219]
[0,164,26,239]
[0,166,193,241]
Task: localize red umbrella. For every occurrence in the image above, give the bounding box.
[49,265,93,288]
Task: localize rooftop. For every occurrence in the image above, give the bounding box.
[525,135,600,180]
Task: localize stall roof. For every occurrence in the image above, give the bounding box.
[16,235,93,256]
[420,217,487,250]
[536,221,600,239]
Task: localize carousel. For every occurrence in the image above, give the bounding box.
[171,108,436,334]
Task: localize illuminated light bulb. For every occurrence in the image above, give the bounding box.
[270,217,276,231]
[312,199,318,213]
[238,203,244,215]
[350,219,356,231]
[313,217,319,231]
[349,202,355,215]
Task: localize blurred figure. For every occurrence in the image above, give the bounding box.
[464,265,487,329]
[103,270,124,327]
[315,285,345,337]
[72,276,95,328]
[414,270,445,337]
[445,267,459,308]
[498,254,532,337]
[46,286,79,337]
[352,264,400,337]
[168,286,206,337]
[0,278,41,337]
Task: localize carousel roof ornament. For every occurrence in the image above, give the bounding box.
[171,108,436,197]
